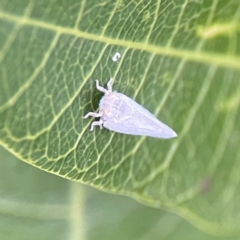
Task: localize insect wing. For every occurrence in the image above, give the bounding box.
[103,93,177,139]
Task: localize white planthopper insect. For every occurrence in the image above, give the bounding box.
[84,78,177,139]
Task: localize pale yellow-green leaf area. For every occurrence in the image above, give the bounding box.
[197,22,238,39]
[217,93,240,112]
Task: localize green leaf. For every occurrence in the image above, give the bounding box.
[0,0,240,236]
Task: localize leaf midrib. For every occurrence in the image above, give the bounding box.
[0,10,239,70]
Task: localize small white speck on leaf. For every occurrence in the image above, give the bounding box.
[83,78,177,139]
[112,52,121,62]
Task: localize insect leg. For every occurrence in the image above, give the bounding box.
[90,119,103,131]
[107,78,114,92]
[95,80,109,94]
[83,111,103,119]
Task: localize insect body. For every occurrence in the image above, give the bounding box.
[84,79,177,139]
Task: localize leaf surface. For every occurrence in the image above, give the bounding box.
[0,0,240,235]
